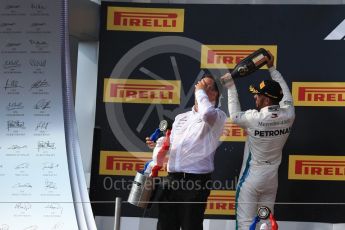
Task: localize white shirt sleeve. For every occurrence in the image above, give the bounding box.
[195,89,225,126]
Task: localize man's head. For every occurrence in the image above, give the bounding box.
[199,74,220,107]
[249,80,283,110]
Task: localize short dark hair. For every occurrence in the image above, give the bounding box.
[201,74,221,107]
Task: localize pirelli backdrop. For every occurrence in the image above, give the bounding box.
[90,2,345,223]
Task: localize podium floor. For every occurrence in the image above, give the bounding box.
[95,216,345,230]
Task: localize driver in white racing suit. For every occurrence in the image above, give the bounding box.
[221,52,295,230]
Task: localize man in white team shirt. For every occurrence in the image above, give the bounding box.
[146,74,226,230]
[221,52,295,230]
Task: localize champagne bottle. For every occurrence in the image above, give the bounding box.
[220,48,271,85]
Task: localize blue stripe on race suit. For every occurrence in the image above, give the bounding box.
[235,153,252,230]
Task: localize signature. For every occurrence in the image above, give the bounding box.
[37,141,56,151]
[5,42,21,48]
[12,182,32,189]
[35,121,49,130]
[23,226,38,230]
[14,202,32,211]
[45,203,63,215]
[29,39,48,49]
[34,99,51,110]
[29,39,47,46]
[5,5,20,10]
[30,79,49,90]
[31,22,46,27]
[6,101,24,110]
[42,162,59,170]
[31,4,46,10]
[51,222,64,230]
[44,180,57,190]
[7,120,25,131]
[0,224,9,230]
[0,22,15,27]
[15,163,29,170]
[4,79,23,90]
[3,60,20,69]
[30,59,46,67]
[8,144,27,150]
